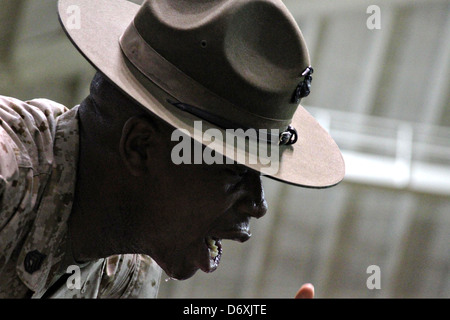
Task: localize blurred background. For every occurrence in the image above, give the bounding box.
[0,0,449,298]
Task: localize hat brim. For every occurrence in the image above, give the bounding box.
[58,0,345,188]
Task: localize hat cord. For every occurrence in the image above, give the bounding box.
[291,66,314,104]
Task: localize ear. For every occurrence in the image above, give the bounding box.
[119,116,157,176]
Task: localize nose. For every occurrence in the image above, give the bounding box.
[236,171,268,219]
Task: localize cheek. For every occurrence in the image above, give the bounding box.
[169,171,235,210]
[145,189,227,238]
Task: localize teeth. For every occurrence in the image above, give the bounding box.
[206,237,220,259]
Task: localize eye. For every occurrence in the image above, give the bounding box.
[224,165,248,177]
[221,166,250,193]
[202,164,249,181]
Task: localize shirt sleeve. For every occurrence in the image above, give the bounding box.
[98,254,162,298]
[0,121,23,231]
[0,95,68,268]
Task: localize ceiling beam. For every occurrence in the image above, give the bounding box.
[284,0,449,17]
[0,0,25,62]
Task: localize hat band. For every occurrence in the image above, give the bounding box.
[119,21,292,131]
[167,100,298,145]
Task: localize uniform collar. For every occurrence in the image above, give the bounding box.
[16,106,80,295]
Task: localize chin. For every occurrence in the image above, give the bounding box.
[153,239,218,280]
[152,251,199,281]
[163,263,200,281]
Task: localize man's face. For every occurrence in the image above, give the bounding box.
[127,136,268,280]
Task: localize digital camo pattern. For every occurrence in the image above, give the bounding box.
[0,96,162,298]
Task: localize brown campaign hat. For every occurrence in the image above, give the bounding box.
[58,0,345,188]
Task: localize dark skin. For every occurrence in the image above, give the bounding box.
[68,73,314,297]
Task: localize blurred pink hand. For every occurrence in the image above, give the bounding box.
[295,283,315,299]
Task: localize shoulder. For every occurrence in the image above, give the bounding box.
[0,96,70,167]
[0,95,72,227]
[0,96,68,133]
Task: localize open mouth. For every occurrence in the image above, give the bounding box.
[205,237,223,271]
[201,229,250,273]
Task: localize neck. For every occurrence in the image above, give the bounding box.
[68,105,124,262]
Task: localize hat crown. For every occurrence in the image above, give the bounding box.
[58,0,344,187]
[132,0,311,128]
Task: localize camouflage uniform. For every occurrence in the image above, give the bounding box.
[0,96,162,298]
